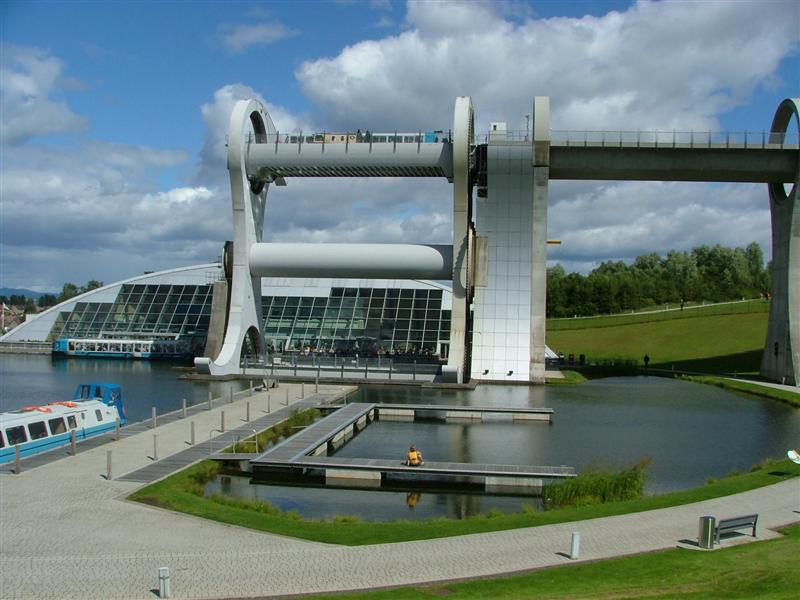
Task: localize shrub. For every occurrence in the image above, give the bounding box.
[544,459,650,509]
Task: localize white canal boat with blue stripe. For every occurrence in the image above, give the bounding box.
[0,383,127,464]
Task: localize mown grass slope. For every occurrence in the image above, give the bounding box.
[547,311,768,374]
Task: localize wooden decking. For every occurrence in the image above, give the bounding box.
[252,403,375,465]
[248,402,575,490]
[292,456,575,479]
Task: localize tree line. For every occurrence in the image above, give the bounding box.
[547,243,769,318]
[1,280,103,311]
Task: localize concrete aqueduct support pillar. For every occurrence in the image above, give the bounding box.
[529,97,550,384]
[447,97,475,383]
[761,98,799,386]
[195,100,275,375]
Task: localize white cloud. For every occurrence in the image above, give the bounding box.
[215,21,298,53]
[297,0,798,132]
[0,44,88,145]
[547,180,771,273]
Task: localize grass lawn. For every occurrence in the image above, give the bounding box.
[547,312,768,374]
[680,375,800,407]
[307,522,800,599]
[129,458,800,546]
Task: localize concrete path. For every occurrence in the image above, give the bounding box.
[1,382,798,600]
[726,377,800,394]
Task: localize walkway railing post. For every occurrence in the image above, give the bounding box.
[14,446,21,474]
[107,450,112,480]
[301,382,305,399]
[365,361,369,380]
[389,359,393,380]
[570,532,580,559]
[70,430,76,455]
[413,360,417,381]
[190,421,196,445]
[153,433,158,461]
[151,406,157,429]
[115,417,120,441]
[220,411,226,433]
[207,390,212,410]
[182,398,187,419]
[246,401,251,422]
[158,566,171,599]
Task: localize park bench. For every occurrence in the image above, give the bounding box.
[715,513,758,545]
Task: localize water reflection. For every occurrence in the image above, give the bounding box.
[0,354,250,422]
[204,475,538,521]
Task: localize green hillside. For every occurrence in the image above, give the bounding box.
[546,309,768,375]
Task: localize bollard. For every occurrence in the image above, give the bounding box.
[413,360,417,381]
[158,566,172,599]
[267,394,271,414]
[317,363,321,383]
[389,359,393,380]
[341,363,345,379]
[365,361,369,380]
[107,450,112,480]
[182,398,187,419]
[70,429,76,455]
[285,388,289,406]
[115,417,120,441]
[315,376,319,394]
[301,382,305,399]
[151,406,157,429]
[249,382,254,396]
[221,411,225,433]
[569,531,580,559]
[153,433,158,461]
[246,401,251,422]
[14,445,21,474]
[190,421,196,446]
[207,389,212,410]
[229,388,233,404]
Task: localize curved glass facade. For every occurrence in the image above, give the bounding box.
[263,286,450,357]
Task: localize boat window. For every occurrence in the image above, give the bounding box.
[95,409,103,422]
[28,421,48,440]
[0,433,5,448]
[67,416,77,429]
[49,418,67,435]
[94,386,103,398]
[6,426,28,445]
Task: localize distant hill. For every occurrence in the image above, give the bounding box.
[0,288,54,300]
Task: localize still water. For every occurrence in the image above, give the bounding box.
[0,354,249,422]
[3,354,798,520]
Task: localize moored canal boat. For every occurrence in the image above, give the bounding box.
[0,383,127,463]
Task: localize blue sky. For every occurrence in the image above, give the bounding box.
[1,0,798,291]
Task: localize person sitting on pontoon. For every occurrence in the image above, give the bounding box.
[406,445,423,466]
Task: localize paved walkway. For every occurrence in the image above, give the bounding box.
[1,383,798,599]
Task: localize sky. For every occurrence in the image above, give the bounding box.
[1,0,798,292]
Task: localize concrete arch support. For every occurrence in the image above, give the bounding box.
[195,100,276,375]
[447,96,475,383]
[761,98,800,386]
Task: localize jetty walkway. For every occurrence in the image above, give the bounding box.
[0,381,798,599]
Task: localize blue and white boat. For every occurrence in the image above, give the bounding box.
[0,383,127,464]
[52,337,192,359]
